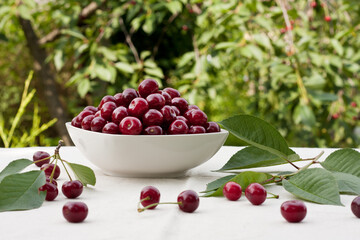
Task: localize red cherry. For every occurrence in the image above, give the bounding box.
[324,16,332,22]
[188,125,206,134]
[138,79,159,98]
[71,116,81,128]
[41,163,61,179]
[33,151,50,167]
[223,182,242,201]
[119,88,139,107]
[111,106,128,125]
[146,93,165,110]
[351,102,357,108]
[168,120,189,134]
[206,122,221,133]
[281,200,307,223]
[310,1,317,8]
[171,97,189,114]
[143,109,163,126]
[62,180,84,199]
[90,117,107,132]
[163,87,180,99]
[245,183,267,205]
[83,106,98,113]
[39,182,58,201]
[63,202,88,223]
[184,109,208,126]
[351,196,360,218]
[119,116,142,135]
[140,186,161,209]
[160,91,172,105]
[100,101,117,121]
[332,113,340,119]
[102,122,120,134]
[143,126,163,135]
[161,105,177,124]
[98,95,116,109]
[77,110,94,123]
[128,97,149,118]
[177,190,199,213]
[81,115,95,130]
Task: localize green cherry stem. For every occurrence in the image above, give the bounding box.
[60,158,73,181]
[32,155,53,165]
[267,192,279,199]
[138,201,182,213]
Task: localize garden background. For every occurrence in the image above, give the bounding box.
[0,0,359,148]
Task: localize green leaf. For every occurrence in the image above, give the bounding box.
[293,103,316,127]
[77,79,91,98]
[67,162,96,186]
[283,168,342,206]
[61,29,86,40]
[202,175,236,193]
[203,171,272,197]
[18,5,32,20]
[321,148,360,178]
[218,146,302,171]
[166,1,183,14]
[219,114,299,160]
[0,171,46,212]
[330,39,344,56]
[94,64,112,82]
[0,159,33,183]
[144,67,164,78]
[215,42,238,50]
[54,50,64,71]
[115,62,134,74]
[332,172,360,195]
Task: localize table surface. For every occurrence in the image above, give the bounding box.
[0,146,359,240]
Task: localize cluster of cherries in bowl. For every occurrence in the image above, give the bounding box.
[71,78,220,135]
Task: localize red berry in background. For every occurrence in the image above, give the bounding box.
[184,109,208,126]
[63,202,88,223]
[100,101,117,121]
[128,97,149,118]
[39,182,58,201]
[182,25,189,31]
[33,151,50,167]
[351,102,357,108]
[171,97,189,114]
[324,16,332,22]
[177,190,199,213]
[168,119,189,134]
[176,116,190,127]
[332,113,340,119]
[119,116,143,135]
[112,106,128,124]
[188,125,206,134]
[81,115,95,130]
[206,122,221,133]
[83,106,98,113]
[143,126,163,135]
[142,109,163,126]
[138,78,159,98]
[163,87,181,99]
[119,88,139,107]
[160,91,172,105]
[223,182,242,201]
[62,180,84,199]
[102,122,120,134]
[146,93,165,110]
[41,163,61,179]
[280,28,286,34]
[351,196,360,218]
[281,200,307,223]
[161,105,177,124]
[140,186,161,209]
[310,1,317,8]
[245,183,267,205]
[98,95,116,109]
[91,116,107,132]
[71,116,82,128]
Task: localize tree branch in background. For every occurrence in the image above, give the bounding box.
[119,16,141,65]
[276,0,295,56]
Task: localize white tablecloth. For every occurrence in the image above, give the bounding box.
[0,146,359,240]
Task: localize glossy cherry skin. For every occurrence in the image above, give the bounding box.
[163,87,180,99]
[90,117,106,132]
[83,106,98,113]
[168,120,189,134]
[39,182,58,201]
[184,109,208,126]
[351,196,360,218]
[111,106,128,125]
[77,110,94,123]
[100,101,117,121]
[188,125,206,134]
[33,151,50,167]
[177,190,199,213]
[41,164,60,179]
[98,95,116,109]
[62,180,84,199]
[161,105,177,124]
[160,91,172,105]
[102,122,120,134]
[142,109,163,126]
[140,186,161,209]
[71,116,81,128]
[81,115,95,130]
[128,97,149,118]
[206,121,221,133]
[171,106,181,116]
[63,202,88,223]
[143,126,163,135]
[119,116,142,135]
[171,97,189,114]
[223,182,242,201]
[281,200,307,223]
[118,88,139,107]
[138,78,159,98]
[176,116,190,127]
[188,104,200,111]
[245,183,267,205]
[146,93,165,110]
[46,177,57,186]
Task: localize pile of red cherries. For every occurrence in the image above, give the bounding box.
[71,78,220,135]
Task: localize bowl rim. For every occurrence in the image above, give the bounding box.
[65,122,228,138]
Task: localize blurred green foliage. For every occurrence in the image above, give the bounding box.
[0,0,359,147]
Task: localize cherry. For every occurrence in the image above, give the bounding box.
[114,93,124,106]
[41,163,61,179]
[100,101,117,121]
[102,122,120,134]
[171,106,181,116]
[71,116,82,128]
[351,196,360,218]
[46,176,57,186]
[98,95,116,109]
[332,113,340,119]
[83,106,98,113]
[39,182,58,201]
[139,186,161,209]
[206,121,221,133]
[163,87,180,99]
[351,102,357,108]
[188,125,206,134]
[177,190,199,213]
[138,78,159,98]
[63,202,88,223]
[184,109,208,126]
[119,88,139,107]
[188,104,200,111]
[81,115,95,130]
[146,93,165,110]
[128,97,149,118]
[160,91,172,105]
[223,182,242,201]
[245,183,267,205]
[90,116,107,132]
[62,180,84,199]
[171,97,189,114]
[281,200,307,223]
[310,1,317,8]
[33,151,50,167]
[168,120,189,134]
[142,109,163,126]
[94,110,101,117]
[161,105,177,124]
[119,116,143,135]
[111,106,128,124]
[324,16,332,22]
[176,116,190,127]
[77,110,94,123]
[143,126,163,135]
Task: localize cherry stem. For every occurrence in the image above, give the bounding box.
[32,155,53,165]
[137,201,181,213]
[60,159,73,181]
[54,140,64,159]
[267,192,279,199]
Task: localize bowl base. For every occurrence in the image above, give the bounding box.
[101,170,188,178]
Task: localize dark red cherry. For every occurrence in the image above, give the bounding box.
[188,125,206,134]
[111,106,128,124]
[168,120,189,134]
[171,106,180,116]
[83,106,98,113]
[138,79,159,98]
[102,122,120,134]
[184,109,208,126]
[177,190,199,213]
[46,177,57,186]
[143,126,163,135]
[351,196,360,218]
[176,116,190,127]
[245,183,267,205]
[63,202,88,223]
[71,116,81,128]
[161,105,177,124]
[142,109,163,126]
[188,105,200,111]
[160,91,172,105]
[223,182,242,201]
[90,117,106,132]
[146,93,165,110]
[119,116,142,135]
[81,115,95,130]
[98,95,116,109]
[120,88,139,107]
[33,151,50,167]
[100,101,117,121]
[41,163,60,179]
[62,180,84,199]
[39,182,58,201]
[171,97,189,114]
[128,98,149,118]
[77,110,94,123]
[281,200,307,223]
[206,122,221,133]
[163,87,180,99]
[140,186,161,209]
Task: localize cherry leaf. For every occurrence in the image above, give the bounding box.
[67,162,96,186]
[0,159,33,183]
[321,148,360,178]
[332,172,360,195]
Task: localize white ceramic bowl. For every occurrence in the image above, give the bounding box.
[66,122,228,177]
